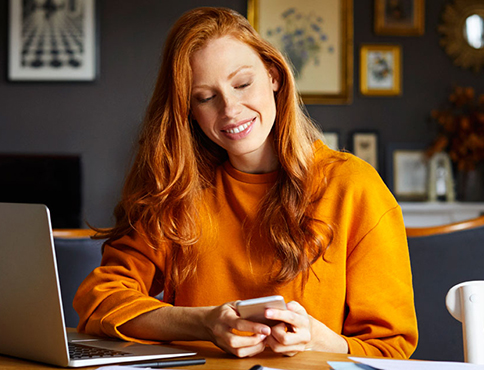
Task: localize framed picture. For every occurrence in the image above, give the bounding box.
[248,0,353,105]
[427,152,455,202]
[386,143,429,201]
[374,0,425,36]
[351,132,379,170]
[323,131,340,151]
[360,44,402,96]
[8,0,98,81]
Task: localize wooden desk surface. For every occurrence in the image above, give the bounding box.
[0,341,352,369]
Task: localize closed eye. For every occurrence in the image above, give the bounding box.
[236,82,252,89]
[197,95,215,103]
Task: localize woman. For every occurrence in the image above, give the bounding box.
[74,7,418,359]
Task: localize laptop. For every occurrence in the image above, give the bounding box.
[0,202,198,367]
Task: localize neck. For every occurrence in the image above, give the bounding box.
[228,140,279,174]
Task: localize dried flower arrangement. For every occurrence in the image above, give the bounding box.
[427,86,484,172]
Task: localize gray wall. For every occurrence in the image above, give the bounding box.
[1,0,483,227]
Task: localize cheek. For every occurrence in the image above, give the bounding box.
[191,108,210,128]
[254,81,277,106]
[254,85,277,119]
[192,109,216,137]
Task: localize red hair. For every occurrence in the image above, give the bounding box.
[97,7,331,289]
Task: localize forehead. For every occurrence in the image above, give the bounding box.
[190,36,266,79]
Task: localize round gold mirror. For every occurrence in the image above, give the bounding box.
[464,14,484,49]
[439,0,484,72]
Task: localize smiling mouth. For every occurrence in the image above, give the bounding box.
[222,118,255,134]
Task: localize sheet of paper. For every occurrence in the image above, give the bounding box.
[349,356,484,370]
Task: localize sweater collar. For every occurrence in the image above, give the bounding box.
[222,160,279,184]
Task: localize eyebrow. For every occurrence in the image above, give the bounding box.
[192,65,254,90]
[228,65,253,79]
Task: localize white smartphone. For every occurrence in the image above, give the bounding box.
[235,295,286,326]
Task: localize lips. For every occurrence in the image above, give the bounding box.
[222,118,255,134]
[225,121,251,134]
[219,117,256,141]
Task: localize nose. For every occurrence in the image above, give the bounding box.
[221,92,241,118]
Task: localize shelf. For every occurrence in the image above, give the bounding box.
[400,202,484,227]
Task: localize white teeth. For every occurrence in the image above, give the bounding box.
[225,121,251,134]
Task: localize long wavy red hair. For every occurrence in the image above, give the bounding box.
[97,7,332,289]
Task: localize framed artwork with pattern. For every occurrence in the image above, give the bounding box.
[248,0,353,105]
[360,44,402,96]
[8,0,98,81]
[386,143,429,201]
[374,0,425,36]
[351,131,379,170]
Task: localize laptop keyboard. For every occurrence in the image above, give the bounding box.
[69,342,132,359]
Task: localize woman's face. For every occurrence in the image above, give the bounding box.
[190,36,280,173]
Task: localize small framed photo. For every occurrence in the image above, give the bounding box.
[351,132,379,170]
[8,0,98,81]
[387,143,429,201]
[374,0,425,36]
[427,152,455,202]
[323,131,340,151]
[360,44,402,96]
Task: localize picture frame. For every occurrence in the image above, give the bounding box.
[247,0,353,105]
[323,131,340,151]
[427,152,455,202]
[351,131,379,170]
[360,44,402,97]
[386,143,429,201]
[8,0,98,81]
[374,0,425,36]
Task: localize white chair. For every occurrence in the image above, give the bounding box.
[446,280,484,364]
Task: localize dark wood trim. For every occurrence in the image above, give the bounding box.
[52,229,97,238]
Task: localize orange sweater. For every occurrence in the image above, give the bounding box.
[74,142,418,358]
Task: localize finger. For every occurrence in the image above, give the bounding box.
[270,322,310,346]
[286,300,307,313]
[226,332,268,349]
[229,339,267,358]
[265,306,308,329]
[216,303,271,338]
[265,334,304,356]
[217,331,267,357]
[232,318,271,336]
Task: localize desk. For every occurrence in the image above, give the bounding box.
[0,341,351,370]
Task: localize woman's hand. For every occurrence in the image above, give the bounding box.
[264,301,349,356]
[204,302,271,358]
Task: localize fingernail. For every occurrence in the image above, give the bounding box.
[266,309,273,318]
[260,334,267,340]
[262,327,270,335]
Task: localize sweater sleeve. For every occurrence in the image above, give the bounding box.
[342,206,418,358]
[73,230,171,343]
[316,147,418,358]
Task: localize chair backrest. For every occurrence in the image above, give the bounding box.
[446,281,484,364]
[52,229,103,328]
[406,217,484,362]
[53,229,98,238]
